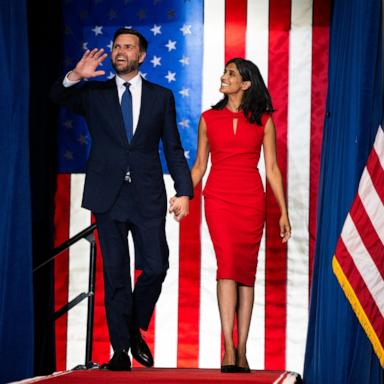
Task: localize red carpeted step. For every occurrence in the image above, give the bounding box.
[18,368,302,384]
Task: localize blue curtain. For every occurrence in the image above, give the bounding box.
[303,0,383,383]
[0,1,34,382]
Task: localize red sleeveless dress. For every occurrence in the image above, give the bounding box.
[202,108,270,286]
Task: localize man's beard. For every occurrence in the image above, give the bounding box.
[111,57,140,75]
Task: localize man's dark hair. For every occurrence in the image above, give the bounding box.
[113,28,148,53]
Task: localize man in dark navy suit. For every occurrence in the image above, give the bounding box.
[51,28,193,371]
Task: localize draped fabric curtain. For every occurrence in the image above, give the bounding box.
[0,0,34,382]
[303,0,383,383]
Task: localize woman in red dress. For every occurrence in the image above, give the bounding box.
[171,58,291,372]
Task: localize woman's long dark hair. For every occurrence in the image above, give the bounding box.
[212,58,275,125]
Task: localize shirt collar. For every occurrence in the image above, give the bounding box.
[115,72,142,89]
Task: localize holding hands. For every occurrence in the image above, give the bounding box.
[169,196,189,222]
[68,48,108,81]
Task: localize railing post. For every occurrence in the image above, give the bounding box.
[84,232,97,368]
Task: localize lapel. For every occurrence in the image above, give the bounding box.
[101,77,130,147]
[131,79,156,145]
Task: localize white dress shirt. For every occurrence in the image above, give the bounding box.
[63,72,143,134]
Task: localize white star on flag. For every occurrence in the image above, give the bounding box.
[150,24,162,36]
[107,40,113,51]
[179,56,190,66]
[150,56,161,67]
[82,42,88,50]
[184,150,190,159]
[77,135,88,145]
[165,71,176,82]
[139,72,147,79]
[179,119,190,128]
[180,24,192,36]
[63,120,73,129]
[107,72,115,79]
[108,9,117,20]
[179,87,190,97]
[91,25,103,36]
[165,40,177,52]
[64,150,74,160]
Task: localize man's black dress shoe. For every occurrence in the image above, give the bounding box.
[220,364,237,373]
[131,329,154,367]
[100,349,131,371]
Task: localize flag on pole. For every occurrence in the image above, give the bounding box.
[333,126,384,368]
[54,0,331,374]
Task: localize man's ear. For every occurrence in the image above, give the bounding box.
[139,52,147,64]
[241,81,251,90]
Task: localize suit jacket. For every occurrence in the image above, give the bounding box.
[51,76,193,216]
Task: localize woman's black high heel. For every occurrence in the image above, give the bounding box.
[236,366,251,373]
[235,352,251,373]
[221,364,238,373]
[221,347,237,373]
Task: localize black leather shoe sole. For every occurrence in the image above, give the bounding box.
[99,362,132,371]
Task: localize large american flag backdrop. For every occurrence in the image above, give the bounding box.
[54,0,330,374]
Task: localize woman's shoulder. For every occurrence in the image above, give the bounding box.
[202,108,217,117]
[201,107,227,119]
[261,111,273,126]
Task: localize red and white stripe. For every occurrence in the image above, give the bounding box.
[333,127,384,367]
[54,0,330,375]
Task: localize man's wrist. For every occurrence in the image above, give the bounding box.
[67,70,82,82]
[63,71,82,88]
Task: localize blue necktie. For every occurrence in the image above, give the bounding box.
[121,82,133,143]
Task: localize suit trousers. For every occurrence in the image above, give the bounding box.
[95,181,169,352]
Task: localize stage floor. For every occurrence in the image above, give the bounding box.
[13,368,302,384]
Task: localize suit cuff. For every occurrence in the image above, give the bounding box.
[63,71,81,87]
[175,193,194,200]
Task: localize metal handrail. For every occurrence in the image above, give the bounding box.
[33,222,98,368]
[33,223,97,272]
